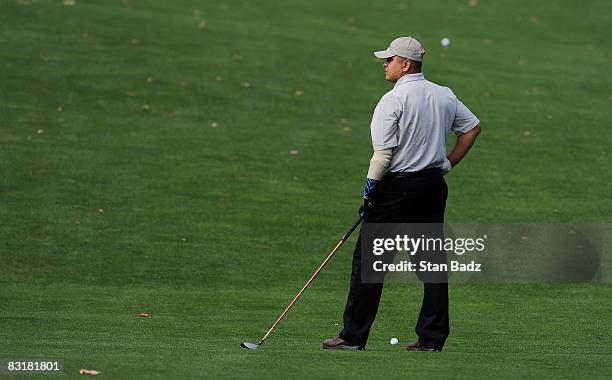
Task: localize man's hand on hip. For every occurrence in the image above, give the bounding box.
[446,124,481,168]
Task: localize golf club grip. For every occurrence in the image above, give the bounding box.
[342,213,365,241]
[259,215,364,344]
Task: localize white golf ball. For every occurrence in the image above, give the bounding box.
[390,337,399,345]
[441,37,450,47]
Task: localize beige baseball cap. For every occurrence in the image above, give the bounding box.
[374,36,425,62]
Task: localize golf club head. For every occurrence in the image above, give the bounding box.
[240,342,261,350]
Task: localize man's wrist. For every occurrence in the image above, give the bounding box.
[442,158,453,174]
[362,178,380,199]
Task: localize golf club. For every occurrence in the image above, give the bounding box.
[241,212,365,350]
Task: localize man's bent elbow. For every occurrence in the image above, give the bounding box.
[471,123,481,136]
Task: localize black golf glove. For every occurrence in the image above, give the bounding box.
[360,177,380,218]
[359,198,374,218]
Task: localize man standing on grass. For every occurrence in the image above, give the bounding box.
[323,36,481,351]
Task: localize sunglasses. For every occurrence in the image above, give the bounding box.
[385,56,407,63]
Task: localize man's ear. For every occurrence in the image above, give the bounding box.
[402,59,412,73]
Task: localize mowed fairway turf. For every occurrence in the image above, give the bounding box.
[1,0,611,378]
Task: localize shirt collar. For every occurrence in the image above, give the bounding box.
[394,73,425,88]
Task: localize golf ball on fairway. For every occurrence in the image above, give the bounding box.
[441,37,450,47]
[390,337,399,345]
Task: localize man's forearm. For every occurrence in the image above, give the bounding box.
[362,148,393,199]
[447,124,481,167]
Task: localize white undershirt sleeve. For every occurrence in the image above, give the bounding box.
[366,148,393,180]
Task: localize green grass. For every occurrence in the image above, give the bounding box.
[1,283,611,378]
[1,0,611,378]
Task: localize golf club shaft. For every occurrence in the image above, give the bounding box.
[258,214,365,344]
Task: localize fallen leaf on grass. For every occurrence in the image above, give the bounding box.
[79,369,100,375]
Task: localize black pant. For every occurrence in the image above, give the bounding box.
[339,169,449,350]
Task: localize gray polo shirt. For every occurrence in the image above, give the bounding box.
[370,73,479,173]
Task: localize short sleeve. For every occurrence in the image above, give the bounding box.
[452,98,480,136]
[370,94,402,150]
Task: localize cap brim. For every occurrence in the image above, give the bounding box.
[373,50,393,59]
